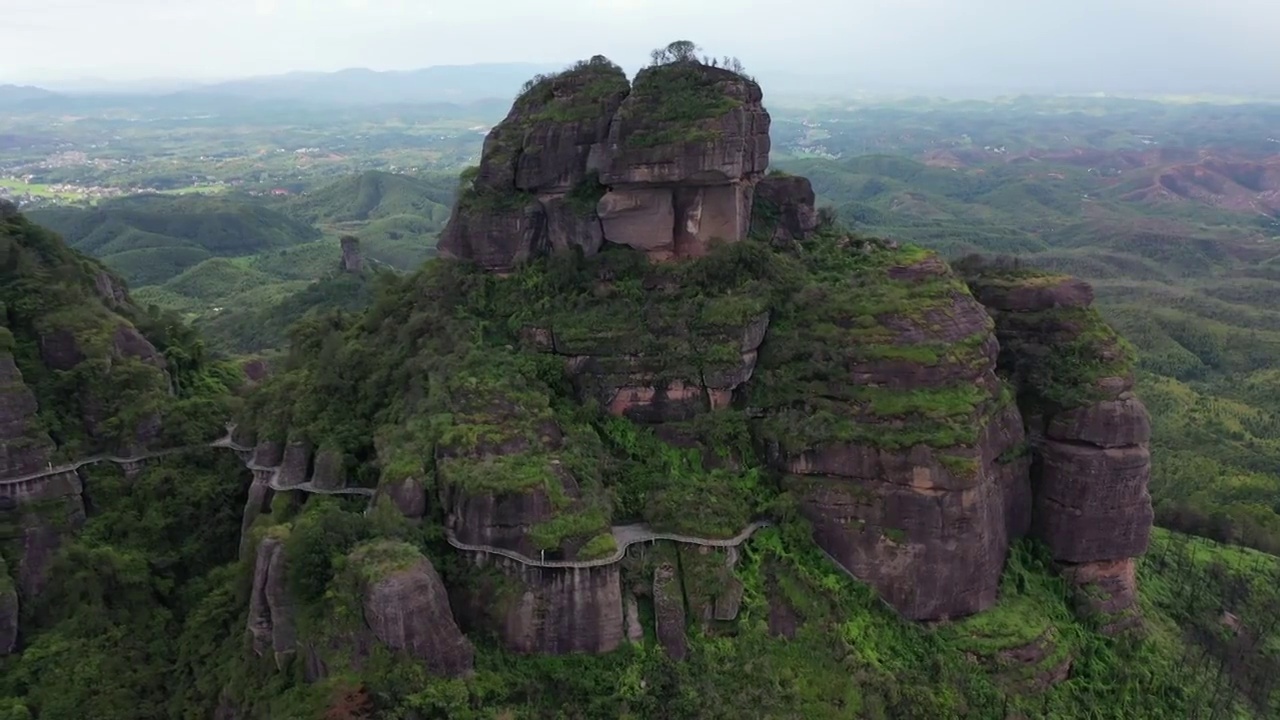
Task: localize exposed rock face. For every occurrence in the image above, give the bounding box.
[964,268,1153,629]
[277,440,311,487]
[340,235,363,273]
[0,352,54,478]
[439,58,627,271]
[751,174,818,244]
[354,543,474,678]
[93,270,128,308]
[376,475,428,522]
[112,324,165,368]
[534,309,770,426]
[439,58,770,269]
[38,329,85,371]
[458,553,624,655]
[247,536,296,666]
[438,201,547,274]
[783,405,1029,620]
[653,562,688,660]
[759,256,1031,620]
[309,448,344,491]
[5,471,86,604]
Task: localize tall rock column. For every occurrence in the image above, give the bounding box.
[965,267,1153,632]
[752,252,1031,621]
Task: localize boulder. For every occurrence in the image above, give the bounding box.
[784,405,1029,620]
[377,475,428,522]
[969,277,1094,313]
[355,542,474,678]
[673,182,754,257]
[38,329,84,371]
[441,462,580,559]
[752,174,818,243]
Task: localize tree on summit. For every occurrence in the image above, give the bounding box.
[649,40,700,65]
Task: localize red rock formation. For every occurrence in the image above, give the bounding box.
[757,255,1031,621]
[964,267,1153,631]
[439,57,772,269]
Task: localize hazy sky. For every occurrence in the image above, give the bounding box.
[2,0,1278,93]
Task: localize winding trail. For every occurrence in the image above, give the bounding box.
[1,424,374,497]
[445,520,771,569]
[5,426,770,567]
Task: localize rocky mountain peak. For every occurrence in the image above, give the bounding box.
[439,53,784,270]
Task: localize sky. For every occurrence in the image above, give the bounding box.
[2,0,1278,94]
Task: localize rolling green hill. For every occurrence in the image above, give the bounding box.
[285,170,454,225]
[29,195,320,286]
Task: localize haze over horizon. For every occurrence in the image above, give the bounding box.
[2,0,1279,96]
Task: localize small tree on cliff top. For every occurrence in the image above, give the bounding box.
[649,40,700,66]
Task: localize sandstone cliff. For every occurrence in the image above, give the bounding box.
[454,553,624,655]
[233,55,1157,664]
[753,250,1031,620]
[351,541,474,678]
[962,263,1153,630]
[245,535,475,679]
[440,57,772,269]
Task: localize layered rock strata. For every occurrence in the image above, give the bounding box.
[247,535,296,667]
[756,254,1032,620]
[354,542,475,678]
[458,553,624,655]
[440,59,772,269]
[965,269,1152,629]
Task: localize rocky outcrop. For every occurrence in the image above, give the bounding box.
[340,235,363,273]
[963,267,1153,629]
[1,559,17,656]
[375,475,428,522]
[653,561,688,660]
[3,470,86,605]
[439,57,770,269]
[309,448,344,491]
[751,174,818,244]
[459,553,623,655]
[758,255,1031,620]
[0,351,54,478]
[353,542,474,678]
[276,440,311,487]
[247,535,296,666]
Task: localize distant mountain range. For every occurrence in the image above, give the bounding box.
[1,63,561,109]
